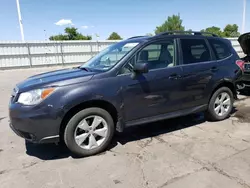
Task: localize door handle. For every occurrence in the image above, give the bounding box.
[168,74,181,80]
[211,66,218,72]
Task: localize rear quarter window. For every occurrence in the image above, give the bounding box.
[208,39,232,60]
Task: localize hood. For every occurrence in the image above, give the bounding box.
[17,67,95,91]
[238,32,250,55]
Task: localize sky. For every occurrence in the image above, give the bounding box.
[0,0,249,41]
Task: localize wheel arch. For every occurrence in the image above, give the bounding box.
[209,80,237,102]
[59,99,119,140]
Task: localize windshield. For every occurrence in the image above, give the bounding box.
[80,41,140,71]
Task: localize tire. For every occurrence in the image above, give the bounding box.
[206,87,234,121]
[64,107,115,157]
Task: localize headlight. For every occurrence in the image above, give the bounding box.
[17,88,55,105]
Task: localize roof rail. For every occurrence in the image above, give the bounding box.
[156,31,218,37]
[127,36,147,39]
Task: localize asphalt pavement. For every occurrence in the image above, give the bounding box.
[1,66,250,188]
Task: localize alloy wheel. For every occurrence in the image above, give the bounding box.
[214,92,231,116]
[74,115,108,150]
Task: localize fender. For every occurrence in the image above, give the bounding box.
[208,78,237,100]
[57,77,126,131]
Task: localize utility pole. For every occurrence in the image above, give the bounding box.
[95,33,100,52]
[16,0,25,41]
[242,0,247,34]
[44,29,47,41]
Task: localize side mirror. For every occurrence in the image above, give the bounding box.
[133,61,149,74]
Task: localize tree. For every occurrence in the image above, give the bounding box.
[201,24,241,37]
[155,14,185,34]
[223,24,240,37]
[201,26,224,37]
[185,29,193,34]
[107,32,122,40]
[49,34,68,40]
[49,27,92,41]
[146,33,154,36]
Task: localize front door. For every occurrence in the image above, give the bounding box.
[118,38,183,122]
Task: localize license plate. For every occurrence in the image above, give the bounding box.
[244,63,250,70]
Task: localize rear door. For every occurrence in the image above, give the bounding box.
[208,38,245,89]
[178,37,219,109]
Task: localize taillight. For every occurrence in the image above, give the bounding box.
[236,60,245,71]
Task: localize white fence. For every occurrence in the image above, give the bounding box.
[0,38,244,69]
[229,38,244,56]
[0,40,118,69]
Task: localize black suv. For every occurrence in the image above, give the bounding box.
[9,31,242,156]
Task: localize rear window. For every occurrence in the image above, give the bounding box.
[208,39,232,60]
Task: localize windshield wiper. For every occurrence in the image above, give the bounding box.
[76,66,91,72]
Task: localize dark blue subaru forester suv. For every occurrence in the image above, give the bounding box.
[9,31,243,156]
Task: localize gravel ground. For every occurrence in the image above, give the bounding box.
[1,66,250,188]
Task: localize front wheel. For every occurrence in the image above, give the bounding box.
[64,107,115,157]
[206,87,234,121]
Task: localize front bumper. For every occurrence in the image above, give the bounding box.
[9,102,62,144]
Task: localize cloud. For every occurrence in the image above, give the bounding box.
[55,19,73,26]
[81,25,89,29]
[81,25,94,29]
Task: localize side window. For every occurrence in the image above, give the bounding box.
[137,40,175,70]
[143,44,161,61]
[119,40,175,74]
[181,39,211,64]
[208,39,232,60]
[119,40,176,75]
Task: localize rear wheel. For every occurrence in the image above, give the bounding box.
[64,107,115,157]
[206,87,233,121]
